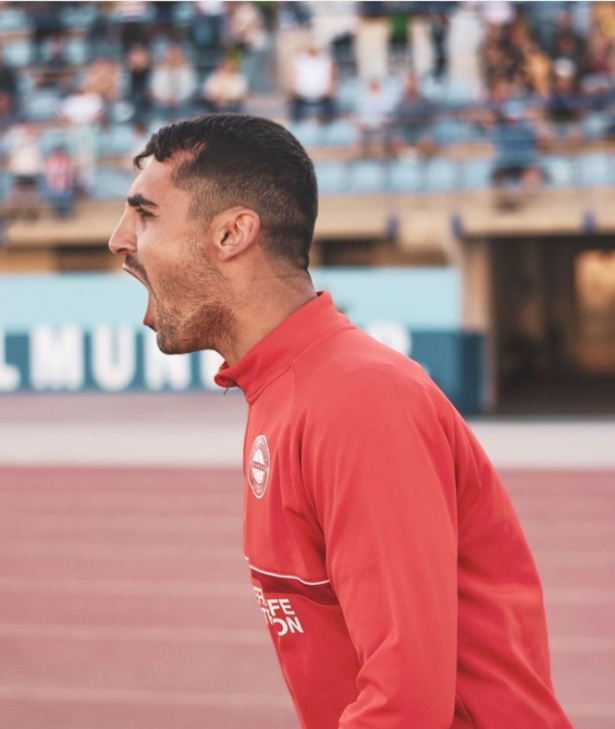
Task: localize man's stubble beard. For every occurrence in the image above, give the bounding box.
[154,257,237,357]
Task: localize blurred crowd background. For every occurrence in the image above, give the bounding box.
[1,1,615,214]
[1,1,615,415]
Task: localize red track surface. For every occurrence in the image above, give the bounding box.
[0,466,613,728]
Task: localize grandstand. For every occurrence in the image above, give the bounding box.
[1,1,615,412]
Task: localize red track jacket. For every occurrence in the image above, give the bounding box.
[216,292,572,729]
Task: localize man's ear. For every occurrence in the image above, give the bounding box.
[211,207,261,262]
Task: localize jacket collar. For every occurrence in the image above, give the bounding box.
[214,291,352,403]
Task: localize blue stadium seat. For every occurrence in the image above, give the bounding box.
[64,36,89,66]
[424,157,459,192]
[97,125,138,157]
[60,3,98,28]
[542,155,574,188]
[336,78,361,114]
[582,112,611,141]
[347,160,387,193]
[24,90,61,122]
[321,119,359,147]
[0,170,12,198]
[432,117,471,145]
[388,158,422,193]
[314,161,348,195]
[3,39,34,67]
[38,129,72,156]
[0,6,29,31]
[461,158,493,190]
[288,121,324,148]
[92,169,135,199]
[578,153,612,187]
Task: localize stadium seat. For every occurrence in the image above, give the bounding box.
[38,128,72,156]
[582,112,611,140]
[321,119,359,147]
[2,39,34,67]
[288,121,324,148]
[578,152,612,187]
[24,90,61,122]
[0,6,29,31]
[432,117,471,145]
[424,157,459,192]
[97,125,138,157]
[347,160,387,193]
[461,158,493,190]
[64,36,90,66]
[92,169,135,199]
[336,78,361,114]
[542,155,574,188]
[60,2,98,28]
[314,161,348,195]
[388,158,422,193]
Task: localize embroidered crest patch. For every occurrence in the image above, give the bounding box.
[248,435,270,499]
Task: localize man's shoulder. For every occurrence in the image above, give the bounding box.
[294,327,439,410]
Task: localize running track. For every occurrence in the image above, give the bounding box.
[0,394,614,728]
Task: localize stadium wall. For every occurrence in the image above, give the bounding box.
[0,269,486,413]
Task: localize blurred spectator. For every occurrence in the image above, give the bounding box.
[390,74,437,158]
[480,23,525,89]
[355,2,389,80]
[0,45,19,124]
[226,2,271,94]
[29,1,66,64]
[430,12,450,80]
[35,36,72,95]
[489,80,544,207]
[126,43,153,121]
[86,57,121,119]
[151,43,198,117]
[355,78,393,157]
[275,2,313,94]
[189,1,225,69]
[545,58,584,139]
[523,40,552,98]
[113,0,151,54]
[58,83,104,195]
[44,146,75,218]
[553,8,587,72]
[289,41,336,124]
[4,121,43,221]
[199,56,248,113]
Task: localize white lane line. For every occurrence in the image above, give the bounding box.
[0,578,251,597]
[0,685,292,709]
[0,543,243,561]
[0,423,244,467]
[0,514,240,533]
[564,703,615,719]
[0,623,268,644]
[550,636,615,652]
[545,588,615,605]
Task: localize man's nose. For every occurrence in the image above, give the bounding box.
[108,215,136,257]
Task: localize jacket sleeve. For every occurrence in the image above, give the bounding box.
[301,367,459,727]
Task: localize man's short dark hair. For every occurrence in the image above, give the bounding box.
[134,114,318,271]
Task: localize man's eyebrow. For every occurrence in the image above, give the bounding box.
[126,193,158,208]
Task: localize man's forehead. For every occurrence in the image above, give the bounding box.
[128,156,188,202]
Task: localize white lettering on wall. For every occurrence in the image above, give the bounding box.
[0,331,21,391]
[91,326,136,391]
[366,321,412,356]
[30,325,84,391]
[143,329,191,390]
[199,350,224,389]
